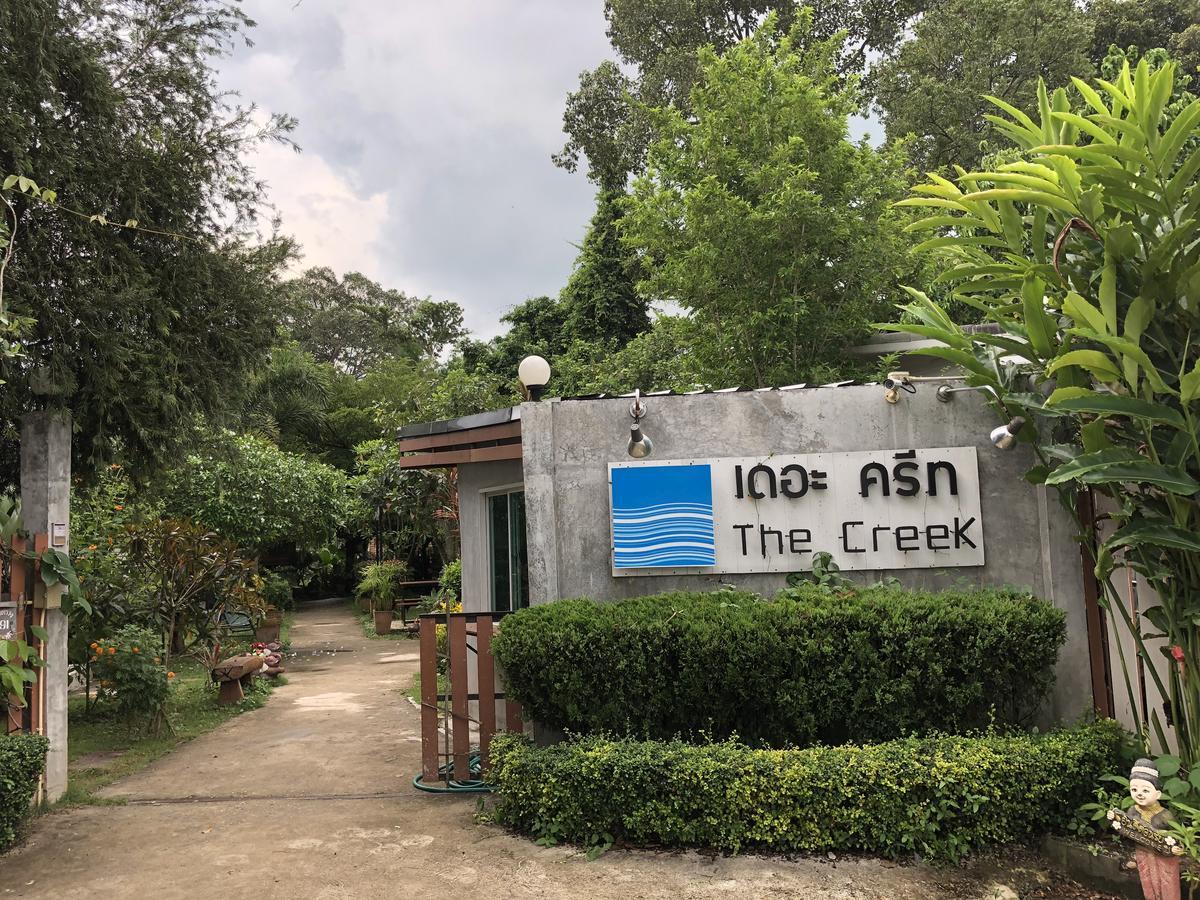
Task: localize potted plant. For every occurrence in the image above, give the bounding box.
[356,561,404,636]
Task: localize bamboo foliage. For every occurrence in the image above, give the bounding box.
[885,59,1200,763]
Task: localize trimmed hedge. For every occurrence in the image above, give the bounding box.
[493,587,1066,747]
[0,733,48,852]
[488,720,1123,861]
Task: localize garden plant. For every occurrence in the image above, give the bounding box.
[886,57,1200,765]
[494,586,1066,747]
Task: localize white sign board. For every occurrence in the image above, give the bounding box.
[0,602,17,640]
[610,447,984,575]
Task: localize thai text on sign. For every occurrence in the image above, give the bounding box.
[609,447,984,574]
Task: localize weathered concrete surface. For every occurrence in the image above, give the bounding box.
[20,411,72,802]
[519,387,1095,724]
[0,600,1108,899]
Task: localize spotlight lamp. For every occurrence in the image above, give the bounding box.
[518,355,552,401]
[627,389,653,458]
[990,416,1026,451]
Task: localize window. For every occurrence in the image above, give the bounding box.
[488,490,528,612]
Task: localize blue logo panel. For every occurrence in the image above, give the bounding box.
[611,464,715,568]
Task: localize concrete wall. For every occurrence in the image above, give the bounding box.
[520,386,1094,724]
[457,459,524,614]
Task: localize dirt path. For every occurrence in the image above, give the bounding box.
[0,600,1104,899]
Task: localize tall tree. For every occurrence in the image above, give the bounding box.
[556,0,922,187]
[622,13,914,388]
[1084,0,1200,67]
[0,0,295,475]
[561,189,649,346]
[872,0,1093,172]
[281,267,465,377]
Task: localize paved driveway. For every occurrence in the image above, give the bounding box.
[0,600,1106,899]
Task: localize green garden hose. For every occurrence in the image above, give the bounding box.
[412,751,491,793]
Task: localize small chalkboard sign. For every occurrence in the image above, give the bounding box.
[0,602,17,639]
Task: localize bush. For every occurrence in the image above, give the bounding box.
[488,720,1123,861]
[493,586,1066,747]
[439,559,462,602]
[0,733,48,852]
[90,624,172,732]
[260,569,294,610]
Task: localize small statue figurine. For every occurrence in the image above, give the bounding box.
[1107,759,1185,900]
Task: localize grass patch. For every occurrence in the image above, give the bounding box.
[406,671,447,706]
[61,656,281,807]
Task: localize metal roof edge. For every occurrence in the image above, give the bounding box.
[396,406,519,439]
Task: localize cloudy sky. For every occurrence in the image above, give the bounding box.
[217,1,614,338]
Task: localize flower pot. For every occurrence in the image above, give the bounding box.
[255,607,282,642]
[374,610,393,636]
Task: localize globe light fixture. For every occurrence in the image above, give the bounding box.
[518,355,552,401]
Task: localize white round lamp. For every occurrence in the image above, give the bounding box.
[518,355,552,401]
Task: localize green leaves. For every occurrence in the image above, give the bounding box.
[489,721,1123,862]
[1047,392,1185,427]
[894,54,1200,768]
[1046,350,1123,381]
[1106,519,1200,552]
[1046,449,1199,494]
[1022,275,1054,358]
[0,734,48,851]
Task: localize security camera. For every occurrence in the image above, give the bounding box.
[990,416,1026,450]
[883,371,911,404]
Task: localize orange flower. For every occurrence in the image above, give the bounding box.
[167,671,176,679]
[132,647,139,653]
[108,647,116,654]
[113,505,124,511]
[87,544,97,551]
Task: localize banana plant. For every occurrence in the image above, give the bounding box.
[884,58,1200,764]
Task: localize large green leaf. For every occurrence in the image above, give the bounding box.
[1047,393,1185,428]
[959,188,1078,216]
[1079,463,1199,494]
[1062,291,1106,334]
[1046,350,1123,381]
[1066,328,1172,394]
[1182,359,1200,403]
[1044,448,1143,482]
[1021,274,1054,357]
[1106,519,1200,553]
[1045,450,1199,495]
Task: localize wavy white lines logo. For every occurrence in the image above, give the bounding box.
[610,464,716,568]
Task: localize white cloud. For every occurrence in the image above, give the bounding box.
[253,139,389,280]
[218,1,614,335]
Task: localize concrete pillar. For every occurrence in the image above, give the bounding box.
[20,411,71,803]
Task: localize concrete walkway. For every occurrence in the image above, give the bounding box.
[0,600,1104,899]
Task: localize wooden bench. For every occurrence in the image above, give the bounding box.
[211,654,264,706]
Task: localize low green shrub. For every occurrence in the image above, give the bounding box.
[488,720,1122,861]
[0,733,48,852]
[260,569,294,610]
[90,624,172,732]
[493,586,1066,747]
[439,559,462,602]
